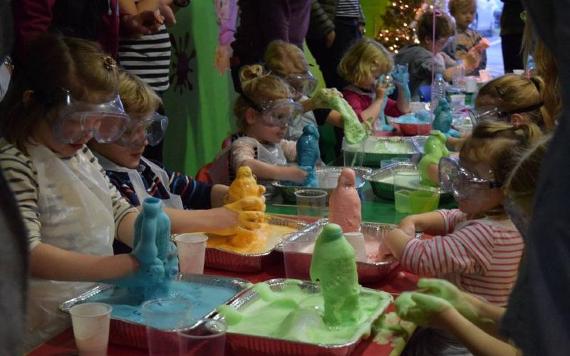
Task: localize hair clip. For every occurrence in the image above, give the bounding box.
[102,56,117,71]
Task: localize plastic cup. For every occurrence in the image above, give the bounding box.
[175,233,208,275]
[449,94,465,107]
[344,232,367,262]
[69,303,112,356]
[178,319,227,356]
[142,297,194,356]
[409,189,440,213]
[295,189,328,217]
[464,76,478,93]
[282,233,315,279]
[393,170,420,214]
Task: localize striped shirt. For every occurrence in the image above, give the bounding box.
[335,0,362,18]
[401,209,524,305]
[0,139,137,249]
[118,25,172,93]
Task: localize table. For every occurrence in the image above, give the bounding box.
[32,184,439,356]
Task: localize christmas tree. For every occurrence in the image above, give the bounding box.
[375,0,430,53]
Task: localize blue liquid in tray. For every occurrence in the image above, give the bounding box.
[87,280,238,327]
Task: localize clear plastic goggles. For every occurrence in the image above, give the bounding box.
[242,94,302,128]
[439,157,502,200]
[53,90,130,144]
[116,112,169,148]
[284,72,317,96]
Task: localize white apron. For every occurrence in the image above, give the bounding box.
[25,145,116,351]
[96,154,184,209]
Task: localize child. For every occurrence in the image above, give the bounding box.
[0,34,263,349]
[338,38,411,129]
[395,9,482,99]
[446,0,488,76]
[394,136,550,356]
[475,74,548,129]
[88,71,241,234]
[263,40,344,140]
[383,121,542,306]
[222,64,308,184]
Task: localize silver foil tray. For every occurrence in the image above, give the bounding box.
[60,274,250,349]
[272,166,372,203]
[205,215,309,272]
[212,278,393,356]
[277,219,399,284]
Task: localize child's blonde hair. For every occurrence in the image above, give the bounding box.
[448,0,476,16]
[417,9,455,42]
[476,74,547,129]
[118,71,162,119]
[234,64,292,130]
[264,40,308,76]
[460,121,543,186]
[338,38,393,85]
[0,34,119,153]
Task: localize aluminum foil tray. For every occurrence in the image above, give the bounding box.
[278,219,399,284]
[212,279,393,356]
[342,136,421,167]
[272,166,372,203]
[365,162,453,201]
[205,215,309,272]
[60,274,250,349]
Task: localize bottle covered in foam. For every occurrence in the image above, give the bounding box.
[310,223,361,326]
[328,168,361,233]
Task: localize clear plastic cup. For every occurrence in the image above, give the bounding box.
[409,189,440,213]
[393,170,419,214]
[142,297,194,356]
[282,233,315,279]
[175,233,208,275]
[177,319,227,356]
[295,189,328,217]
[344,232,367,262]
[69,303,112,356]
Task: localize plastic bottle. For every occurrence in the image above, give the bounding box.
[452,60,464,88]
[431,72,446,112]
[309,224,360,326]
[328,168,361,233]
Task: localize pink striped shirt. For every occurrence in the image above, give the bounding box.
[401,209,524,305]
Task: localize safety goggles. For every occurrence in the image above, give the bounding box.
[283,71,317,96]
[52,89,130,144]
[439,157,502,200]
[243,95,302,127]
[116,112,169,148]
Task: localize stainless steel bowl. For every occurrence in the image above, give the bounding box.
[272,166,372,203]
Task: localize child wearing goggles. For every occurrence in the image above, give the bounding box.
[475,74,548,129]
[338,38,411,131]
[383,121,542,306]
[89,71,264,245]
[0,35,264,350]
[393,136,549,356]
[217,64,308,184]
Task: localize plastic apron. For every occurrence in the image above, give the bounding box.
[25,145,116,351]
[96,154,183,209]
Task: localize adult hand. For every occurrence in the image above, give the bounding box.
[395,291,452,326]
[325,31,336,48]
[122,11,163,36]
[417,278,479,321]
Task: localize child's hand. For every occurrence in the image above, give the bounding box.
[213,197,266,236]
[375,81,387,99]
[464,48,482,72]
[399,216,416,236]
[286,166,308,183]
[417,278,479,321]
[308,88,343,110]
[395,291,453,326]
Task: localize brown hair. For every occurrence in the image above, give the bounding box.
[448,0,476,16]
[475,74,547,129]
[263,40,308,77]
[417,9,454,42]
[0,34,119,153]
[234,64,291,130]
[338,38,393,85]
[460,121,543,186]
[118,71,161,119]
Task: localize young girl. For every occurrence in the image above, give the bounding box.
[0,35,263,349]
[338,38,411,129]
[446,0,488,76]
[475,74,548,129]
[221,64,307,184]
[395,9,482,99]
[88,71,243,237]
[383,121,542,306]
[395,136,550,356]
[263,40,344,140]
